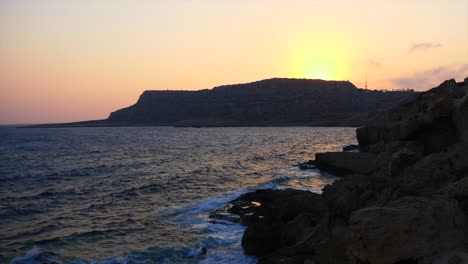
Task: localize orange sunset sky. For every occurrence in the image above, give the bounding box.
[0,0,467,124]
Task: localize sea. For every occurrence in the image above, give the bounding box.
[0,126,356,264]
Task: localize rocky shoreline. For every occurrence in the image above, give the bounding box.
[211,78,468,264]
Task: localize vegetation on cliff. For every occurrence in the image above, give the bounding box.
[106,78,415,127]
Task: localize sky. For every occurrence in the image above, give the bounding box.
[0,0,467,124]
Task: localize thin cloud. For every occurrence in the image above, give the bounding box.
[368,60,382,67]
[390,64,468,91]
[409,42,442,52]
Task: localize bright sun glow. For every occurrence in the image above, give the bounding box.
[300,51,339,80]
[287,40,348,80]
[306,56,336,80]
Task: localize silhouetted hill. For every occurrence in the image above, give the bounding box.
[23,78,417,128]
[106,78,416,126]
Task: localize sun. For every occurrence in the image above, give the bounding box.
[300,51,338,80]
[287,41,348,80]
[306,58,336,80]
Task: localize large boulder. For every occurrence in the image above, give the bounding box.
[315,152,377,176]
[442,176,468,249]
[443,177,468,213]
[356,126,384,146]
[322,174,375,218]
[209,189,328,257]
[356,79,466,149]
[453,83,468,142]
[209,189,325,225]
[242,221,282,256]
[394,143,468,196]
[389,147,422,176]
[349,196,466,264]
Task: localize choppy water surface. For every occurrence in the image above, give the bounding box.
[0,126,356,263]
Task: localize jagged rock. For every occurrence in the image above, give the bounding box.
[210,189,326,225]
[242,222,283,256]
[258,254,310,264]
[442,176,468,249]
[211,79,468,264]
[342,144,360,152]
[447,143,468,174]
[313,217,350,264]
[322,174,374,217]
[356,126,384,146]
[394,143,468,196]
[280,213,318,246]
[357,79,464,149]
[315,152,377,176]
[433,249,468,264]
[209,189,327,256]
[298,160,317,170]
[389,147,422,176]
[453,90,468,142]
[443,177,468,212]
[349,196,466,264]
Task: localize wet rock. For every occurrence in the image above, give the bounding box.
[210,189,327,258]
[209,189,326,226]
[342,144,360,152]
[242,221,282,256]
[298,160,316,170]
[258,254,311,264]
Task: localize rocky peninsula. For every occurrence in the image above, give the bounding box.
[210,78,468,264]
[23,78,415,128]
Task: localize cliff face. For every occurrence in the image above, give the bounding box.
[106,78,416,126]
[210,78,468,264]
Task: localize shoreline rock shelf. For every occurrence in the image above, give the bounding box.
[211,78,468,264]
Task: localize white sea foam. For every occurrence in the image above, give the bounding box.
[168,166,337,263]
[9,247,40,264]
[2,127,353,263]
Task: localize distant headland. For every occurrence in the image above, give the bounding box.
[22,78,416,128]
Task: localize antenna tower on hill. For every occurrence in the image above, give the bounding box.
[365,75,368,89]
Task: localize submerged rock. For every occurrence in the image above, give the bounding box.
[298,160,317,170]
[342,144,360,152]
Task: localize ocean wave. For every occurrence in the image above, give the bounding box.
[1,126,354,263]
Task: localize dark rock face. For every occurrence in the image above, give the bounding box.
[106,78,415,127]
[314,152,377,176]
[210,189,326,261]
[342,144,360,152]
[209,189,326,226]
[211,78,468,264]
[356,79,463,148]
[350,196,466,264]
